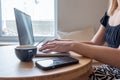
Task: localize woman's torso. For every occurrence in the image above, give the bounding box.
[101,11,120,48]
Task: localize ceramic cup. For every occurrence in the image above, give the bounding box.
[15,45,37,62]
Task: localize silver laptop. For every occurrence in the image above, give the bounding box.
[14,8,70,57]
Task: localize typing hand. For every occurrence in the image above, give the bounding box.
[39,39,74,53]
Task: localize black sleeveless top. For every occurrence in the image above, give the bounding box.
[100,12,120,48]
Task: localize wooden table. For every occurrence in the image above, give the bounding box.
[0,46,92,80]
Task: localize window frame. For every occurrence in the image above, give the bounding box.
[0,0,58,42]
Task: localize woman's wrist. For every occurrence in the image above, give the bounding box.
[70,41,80,52]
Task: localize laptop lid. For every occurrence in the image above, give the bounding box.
[14,8,34,45]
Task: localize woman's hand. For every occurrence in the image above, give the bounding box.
[39,39,76,53]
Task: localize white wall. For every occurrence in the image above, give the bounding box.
[58,0,108,32]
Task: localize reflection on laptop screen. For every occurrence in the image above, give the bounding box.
[14,8,34,45]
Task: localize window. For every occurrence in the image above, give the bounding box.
[0,0,57,42]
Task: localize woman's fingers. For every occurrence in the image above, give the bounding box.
[41,48,56,53]
[42,39,72,46]
[39,43,56,51]
[42,39,58,46]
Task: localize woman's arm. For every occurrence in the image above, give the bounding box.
[72,42,120,69]
[81,25,106,45]
[73,26,120,68]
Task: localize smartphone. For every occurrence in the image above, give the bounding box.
[35,57,79,70]
[35,59,57,70]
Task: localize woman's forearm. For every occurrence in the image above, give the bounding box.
[81,41,96,45]
[81,41,105,46]
[71,42,120,68]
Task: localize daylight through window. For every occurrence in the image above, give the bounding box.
[1,0,56,38]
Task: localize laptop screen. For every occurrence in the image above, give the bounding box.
[14,8,34,45]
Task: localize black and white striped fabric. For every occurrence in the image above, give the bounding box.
[88,65,120,80]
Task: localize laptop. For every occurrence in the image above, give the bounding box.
[14,8,70,57]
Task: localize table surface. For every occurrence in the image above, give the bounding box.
[0,46,92,80]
